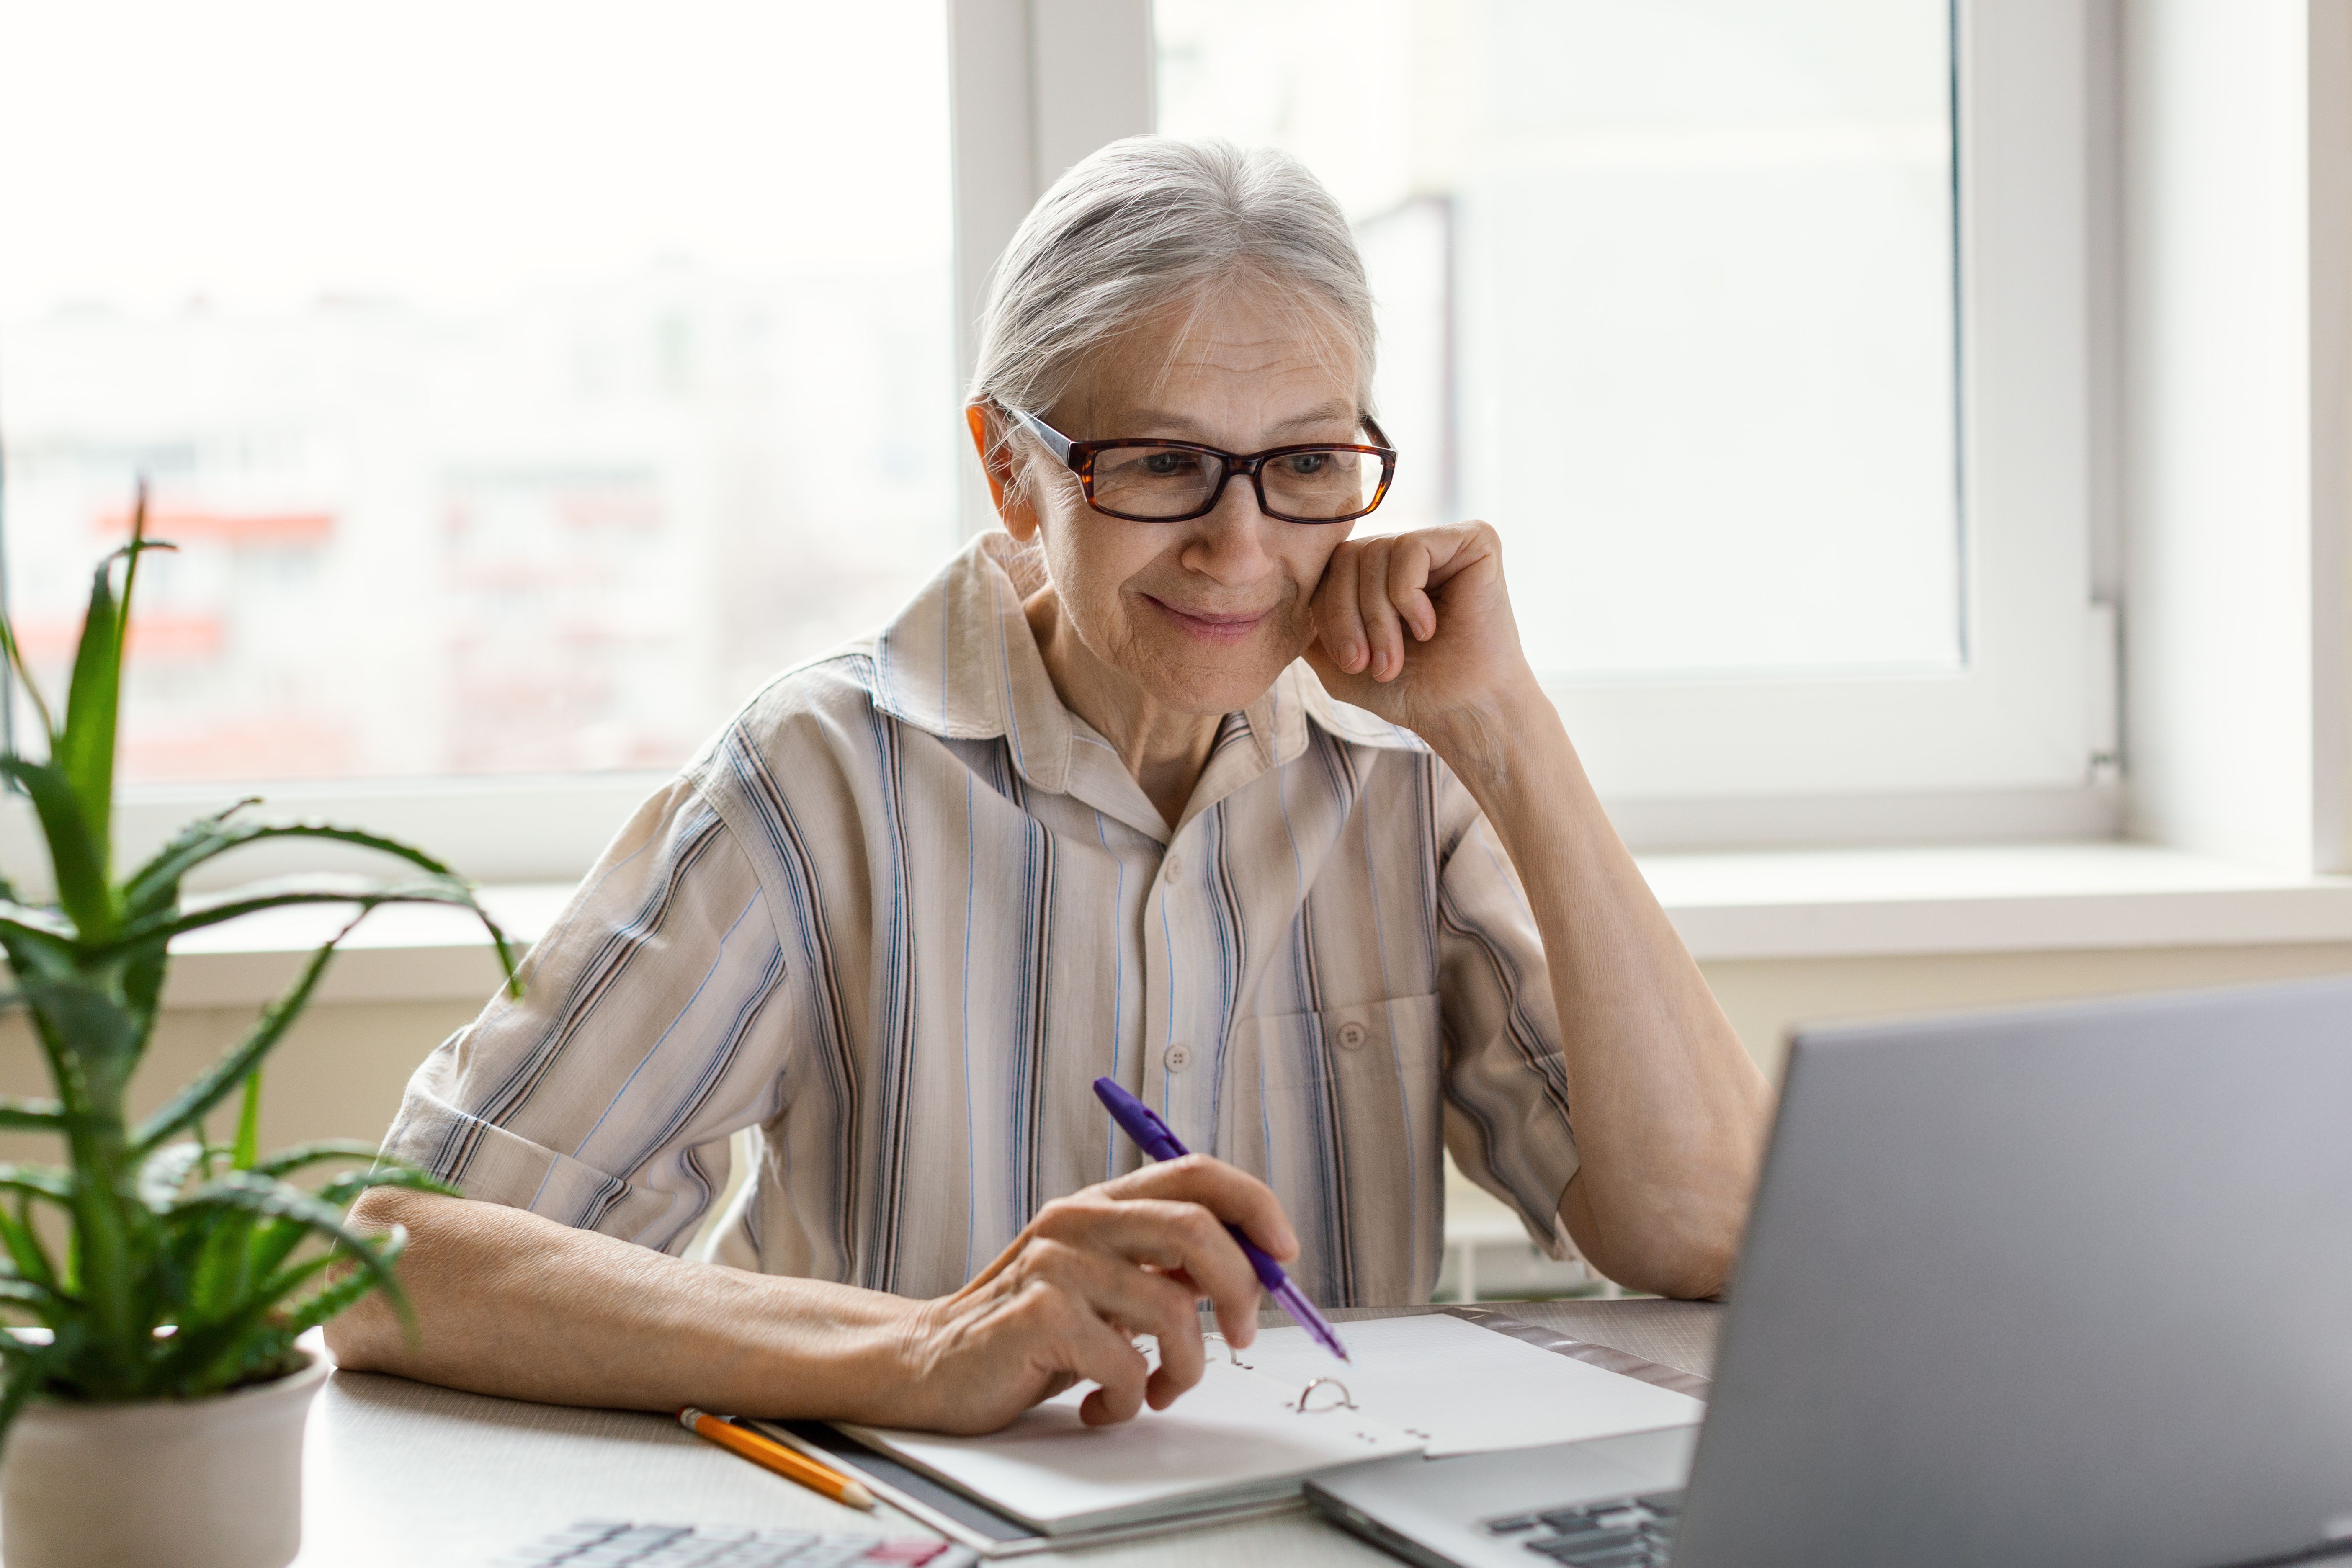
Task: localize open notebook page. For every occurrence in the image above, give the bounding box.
[836,1343,1422,1534]
[1238,1312,1705,1457]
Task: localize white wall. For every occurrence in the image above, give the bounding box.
[2121,0,2344,869]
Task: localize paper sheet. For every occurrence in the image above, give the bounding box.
[838,1344,1422,1532]
[1237,1312,1705,1456]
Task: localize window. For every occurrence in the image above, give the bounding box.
[1,0,2108,888]
[1154,0,2100,815]
[0,1,958,788]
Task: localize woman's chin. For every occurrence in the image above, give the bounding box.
[1131,650,1292,716]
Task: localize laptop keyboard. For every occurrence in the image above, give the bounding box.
[490,1520,973,1568]
[1481,1491,1684,1566]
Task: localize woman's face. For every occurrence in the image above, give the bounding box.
[1000,288,1364,717]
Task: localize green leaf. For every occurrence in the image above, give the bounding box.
[0,1098,67,1133]
[127,926,344,1157]
[277,1255,389,1337]
[0,903,77,947]
[56,559,122,886]
[121,819,467,923]
[0,1279,65,1313]
[136,1141,206,1209]
[0,1165,74,1204]
[0,908,82,1003]
[157,1178,410,1383]
[0,1197,55,1292]
[0,761,111,942]
[97,874,506,960]
[18,982,144,1111]
[240,1213,313,1287]
[0,610,56,744]
[247,1140,384,1179]
[229,1072,262,1171]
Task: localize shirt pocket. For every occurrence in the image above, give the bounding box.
[1218,993,1445,1308]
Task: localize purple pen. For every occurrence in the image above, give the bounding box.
[1092,1076,1352,1365]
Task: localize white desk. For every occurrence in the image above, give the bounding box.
[290,1300,1718,1567]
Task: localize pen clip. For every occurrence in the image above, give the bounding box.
[1127,1096,1180,1150]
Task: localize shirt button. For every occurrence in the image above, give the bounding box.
[1163,851,1182,878]
[1337,1021,1369,1050]
[1164,1043,1192,1073]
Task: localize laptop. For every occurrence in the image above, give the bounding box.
[1307,976,2352,1568]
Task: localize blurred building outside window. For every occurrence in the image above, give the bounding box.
[0,0,959,787]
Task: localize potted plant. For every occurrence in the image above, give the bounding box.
[0,491,518,1568]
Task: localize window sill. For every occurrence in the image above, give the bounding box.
[1649,842,2352,962]
[147,843,2352,1010]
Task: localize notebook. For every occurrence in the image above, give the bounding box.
[801,1312,1705,1539]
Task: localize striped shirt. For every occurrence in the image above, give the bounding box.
[384,531,1579,1307]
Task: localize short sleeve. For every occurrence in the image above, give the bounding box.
[380,775,790,1255]
[1432,767,1581,1253]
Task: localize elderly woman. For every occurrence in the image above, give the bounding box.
[331,139,1770,1434]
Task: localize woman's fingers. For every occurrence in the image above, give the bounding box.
[1387,535,1439,643]
[1096,1153,1299,1263]
[1032,1188,1266,1349]
[1315,530,1477,685]
[1020,1274,1154,1424]
[1012,1237,1208,1421]
[1314,541,1370,672]
[1353,538,1409,680]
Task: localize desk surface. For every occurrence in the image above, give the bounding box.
[293,1299,1722,1568]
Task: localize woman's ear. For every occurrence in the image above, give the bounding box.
[966,404,1041,541]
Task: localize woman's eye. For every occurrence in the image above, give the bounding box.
[1285,453,1330,477]
[1142,451,1198,477]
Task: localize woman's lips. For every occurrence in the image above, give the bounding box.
[1144,595,1271,645]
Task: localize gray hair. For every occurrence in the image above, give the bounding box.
[968,136,1377,441]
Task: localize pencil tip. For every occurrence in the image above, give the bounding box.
[844,1481,878,1510]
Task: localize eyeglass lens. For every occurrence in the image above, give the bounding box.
[1090,446,1380,521]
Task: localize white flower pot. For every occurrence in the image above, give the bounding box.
[0,1349,328,1568]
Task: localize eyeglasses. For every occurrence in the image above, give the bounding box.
[1001,404,1397,524]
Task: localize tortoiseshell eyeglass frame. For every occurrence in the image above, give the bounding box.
[1000,404,1398,524]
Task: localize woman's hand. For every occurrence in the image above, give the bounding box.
[867,1155,1298,1436]
[1304,522,1541,749]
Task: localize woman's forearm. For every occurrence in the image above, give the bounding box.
[330,1155,1299,1434]
[327,1188,908,1416]
[1428,690,1772,1299]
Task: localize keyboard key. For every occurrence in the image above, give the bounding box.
[1484,1513,1544,1535]
[1526,1527,1643,1556]
[1634,1492,1685,1515]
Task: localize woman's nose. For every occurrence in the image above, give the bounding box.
[1182,476,1278,579]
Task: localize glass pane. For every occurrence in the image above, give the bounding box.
[0,0,957,782]
[1158,0,1958,677]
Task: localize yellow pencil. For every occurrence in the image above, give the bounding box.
[675,1406,876,1511]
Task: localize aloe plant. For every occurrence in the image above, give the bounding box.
[0,488,518,1442]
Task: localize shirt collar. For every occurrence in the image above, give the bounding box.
[869,531,1425,812]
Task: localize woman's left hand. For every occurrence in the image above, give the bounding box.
[1303,521,1539,742]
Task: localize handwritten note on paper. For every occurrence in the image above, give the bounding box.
[1237,1312,1705,1457]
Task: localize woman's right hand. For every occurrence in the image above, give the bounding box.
[859,1154,1299,1435]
